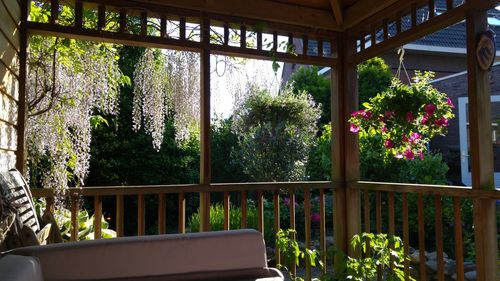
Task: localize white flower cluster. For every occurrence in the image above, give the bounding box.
[133,49,200,149]
[26,38,121,193]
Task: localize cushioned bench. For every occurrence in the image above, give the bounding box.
[1,229,283,281]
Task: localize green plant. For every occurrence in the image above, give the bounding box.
[344,233,413,281]
[53,207,116,241]
[275,229,323,281]
[276,230,413,281]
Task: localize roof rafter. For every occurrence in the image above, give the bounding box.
[328,0,344,26]
[126,0,341,31]
[343,0,401,29]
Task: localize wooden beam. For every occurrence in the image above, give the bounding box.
[328,0,343,26]
[126,0,339,31]
[27,22,337,67]
[343,0,400,29]
[467,9,499,281]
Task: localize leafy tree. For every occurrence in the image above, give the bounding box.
[358,57,393,103]
[232,85,321,181]
[211,118,249,183]
[290,66,331,125]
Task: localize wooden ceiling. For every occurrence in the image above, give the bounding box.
[129,0,404,31]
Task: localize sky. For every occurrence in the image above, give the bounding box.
[210,56,283,118]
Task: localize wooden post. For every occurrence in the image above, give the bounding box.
[332,30,360,267]
[466,9,499,281]
[199,18,211,232]
[16,0,28,174]
[332,32,347,269]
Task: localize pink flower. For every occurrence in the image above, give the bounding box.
[434,116,449,127]
[381,126,387,133]
[406,112,414,122]
[385,111,393,119]
[363,111,372,119]
[378,115,385,122]
[283,197,290,206]
[410,132,421,144]
[421,114,429,125]
[402,134,409,143]
[350,123,360,133]
[351,110,365,117]
[395,153,403,159]
[403,149,415,160]
[418,151,425,160]
[311,213,321,222]
[424,104,437,115]
[384,139,394,148]
[447,97,455,108]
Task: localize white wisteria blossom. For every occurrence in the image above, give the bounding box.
[133,49,200,149]
[26,36,122,193]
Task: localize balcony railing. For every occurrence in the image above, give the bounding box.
[30,181,500,281]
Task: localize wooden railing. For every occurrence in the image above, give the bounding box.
[30,181,500,281]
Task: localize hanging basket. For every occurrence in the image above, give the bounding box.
[349,71,454,160]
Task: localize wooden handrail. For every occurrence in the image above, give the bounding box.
[30,181,334,198]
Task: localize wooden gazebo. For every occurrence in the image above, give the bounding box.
[1,0,499,280]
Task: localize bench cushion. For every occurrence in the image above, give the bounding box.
[0,255,44,281]
[9,229,281,281]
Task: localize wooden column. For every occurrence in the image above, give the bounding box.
[466,9,499,281]
[16,0,28,173]
[199,18,211,232]
[332,30,361,266]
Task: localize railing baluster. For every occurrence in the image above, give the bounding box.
[223,191,230,230]
[158,193,166,234]
[360,35,365,51]
[178,193,186,233]
[388,192,395,235]
[140,12,147,36]
[429,0,435,19]
[446,0,453,11]
[116,194,124,237]
[411,4,417,28]
[318,39,323,57]
[119,11,127,34]
[453,197,464,281]
[418,194,427,281]
[224,23,229,46]
[383,20,389,40]
[138,194,145,235]
[160,16,167,38]
[273,31,278,51]
[74,1,83,29]
[396,17,402,34]
[70,193,79,241]
[303,35,308,56]
[273,190,281,265]
[319,189,326,271]
[179,17,186,40]
[370,28,376,47]
[364,190,370,233]
[257,190,264,233]
[94,195,102,239]
[402,193,410,280]
[50,0,58,24]
[304,188,312,281]
[241,191,248,228]
[376,191,382,233]
[97,5,105,32]
[435,195,444,281]
[240,25,246,48]
[289,188,296,276]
